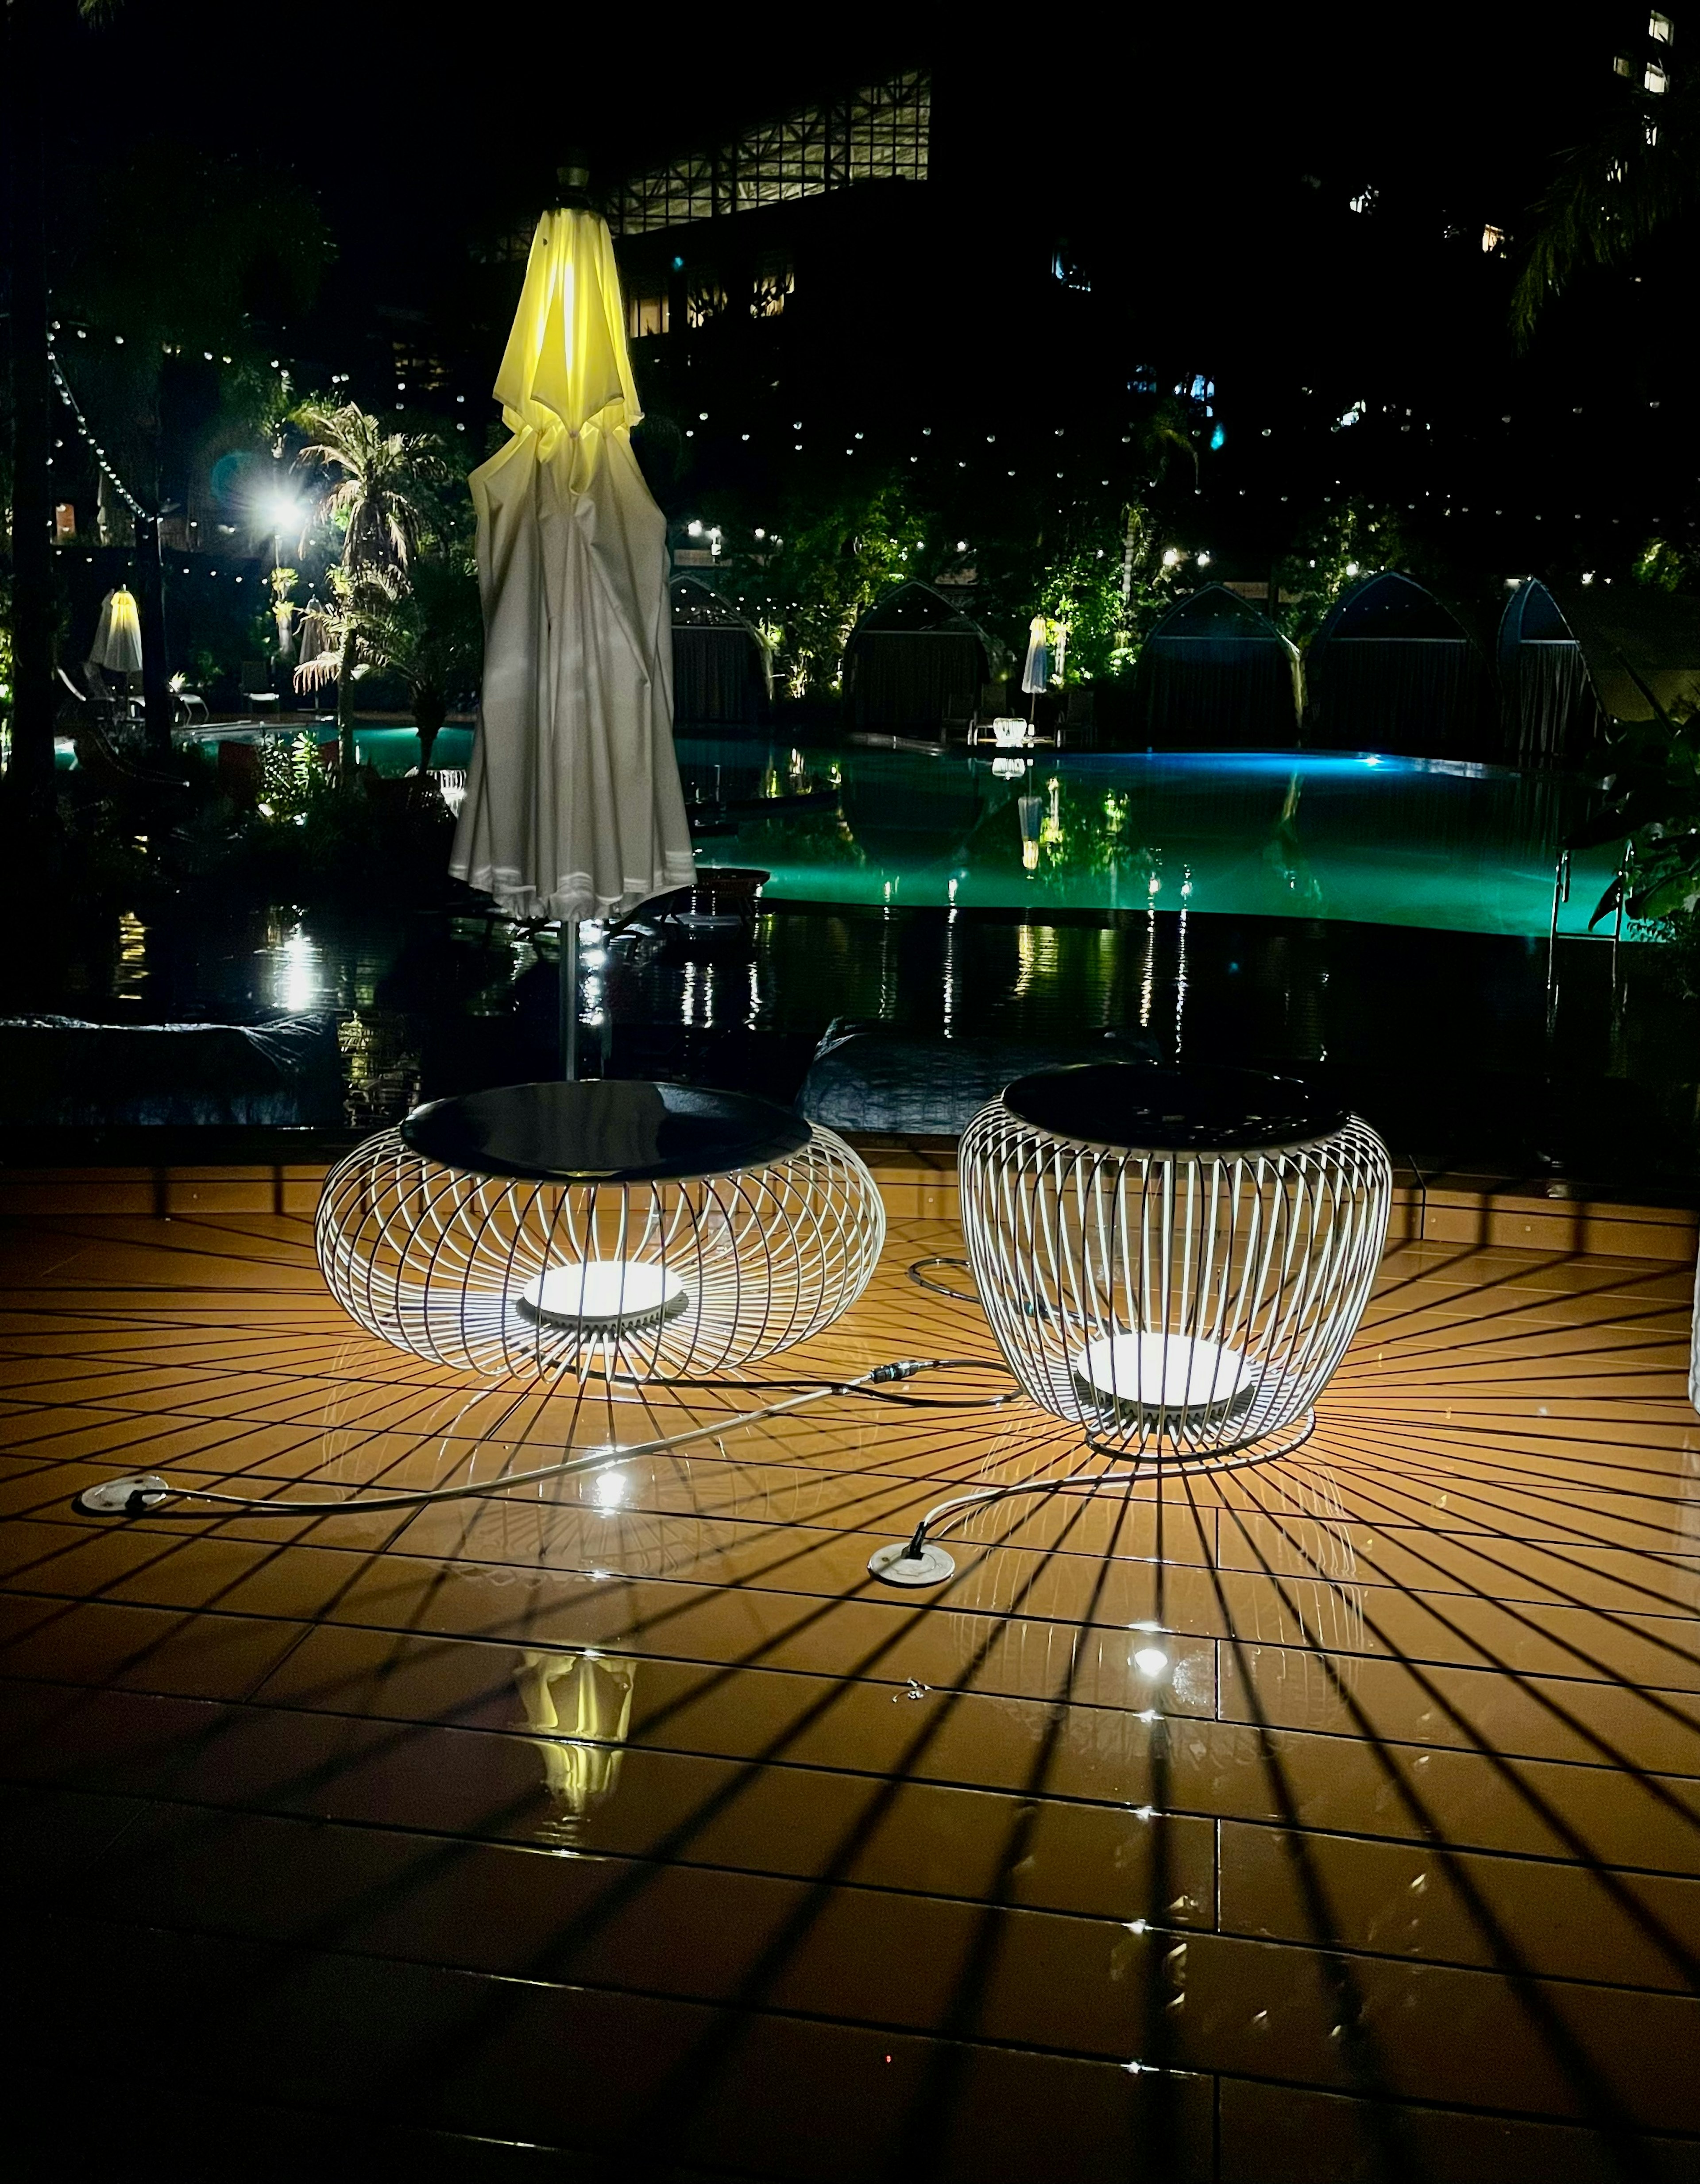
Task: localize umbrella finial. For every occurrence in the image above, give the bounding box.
[555,154,594,210]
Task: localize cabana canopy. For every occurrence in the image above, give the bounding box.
[844,580,988,731]
[1135,584,1299,749]
[670,577,771,726]
[1545,579,1700,727]
[1305,571,1491,759]
[1496,580,1604,768]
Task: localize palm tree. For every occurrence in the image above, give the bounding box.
[1511,71,1700,340]
[294,401,444,769]
[1133,398,1201,489]
[298,556,482,775]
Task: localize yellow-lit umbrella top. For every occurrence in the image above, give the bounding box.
[87,587,144,675]
[491,209,641,462]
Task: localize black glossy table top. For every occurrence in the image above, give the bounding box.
[1001,1062,1351,1154]
[400,1080,811,1183]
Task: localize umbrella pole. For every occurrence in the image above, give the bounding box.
[559,916,579,1081]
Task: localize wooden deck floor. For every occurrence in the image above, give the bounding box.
[3,1204,1700,2180]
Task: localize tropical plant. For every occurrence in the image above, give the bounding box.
[1129,397,1202,490]
[269,565,298,657]
[1634,536,1700,593]
[1569,673,1700,931]
[292,401,447,766]
[297,556,482,772]
[1114,503,1197,657]
[1511,66,1700,340]
[1273,500,1414,646]
[1030,527,1137,685]
[748,480,928,698]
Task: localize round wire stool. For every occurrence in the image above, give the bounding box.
[317,1080,885,1381]
[869,1062,1390,1585]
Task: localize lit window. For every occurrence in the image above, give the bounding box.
[1650,11,1673,44]
[686,273,725,329]
[628,288,668,338]
[1481,223,1504,253]
[1646,61,1669,92]
[752,253,793,319]
[1615,53,1634,73]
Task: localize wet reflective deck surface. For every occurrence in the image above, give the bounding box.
[4,1207,1700,2179]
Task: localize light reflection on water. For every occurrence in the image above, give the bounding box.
[275,926,324,1015]
[678,739,1622,941]
[21,726,1692,1183]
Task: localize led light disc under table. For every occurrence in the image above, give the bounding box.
[316,1079,885,1382]
[1070,1330,1255,1423]
[519,1260,690,1332]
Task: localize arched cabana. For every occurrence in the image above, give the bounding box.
[1497,580,1604,769]
[1306,571,1491,758]
[844,581,989,732]
[1135,584,1300,748]
[1552,580,1700,729]
[671,577,770,727]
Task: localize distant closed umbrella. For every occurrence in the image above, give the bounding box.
[87,587,143,675]
[1020,614,1051,697]
[451,206,693,931]
[296,599,331,668]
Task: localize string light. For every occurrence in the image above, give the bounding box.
[46,320,150,522]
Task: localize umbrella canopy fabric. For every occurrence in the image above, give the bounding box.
[1020,615,1051,696]
[295,600,332,668]
[87,588,143,675]
[450,208,694,921]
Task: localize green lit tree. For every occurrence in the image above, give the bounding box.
[1273,500,1414,646]
[745,479,927,697]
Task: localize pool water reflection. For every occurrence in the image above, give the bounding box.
[679,742,1619,940]
[161,726,1617,939]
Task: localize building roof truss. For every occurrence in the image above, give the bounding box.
[609,72,930,235]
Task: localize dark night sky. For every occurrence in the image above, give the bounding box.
[56,0,1669,571]
[71,2,1614,302]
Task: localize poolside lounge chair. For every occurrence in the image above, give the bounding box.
[239,661,280,720]
[57,664,114,734]
[84,660,143,731]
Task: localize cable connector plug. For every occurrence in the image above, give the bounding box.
[866,1359,938,1384]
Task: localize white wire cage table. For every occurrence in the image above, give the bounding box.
[870,1061,1391,1586]
[317,1079,886,1383]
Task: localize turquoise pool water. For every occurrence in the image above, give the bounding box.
[676,740,1619,941]
[146,725,1619,941]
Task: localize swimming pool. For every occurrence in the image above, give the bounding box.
[153,725,1619,942]
[676,740,1619,941]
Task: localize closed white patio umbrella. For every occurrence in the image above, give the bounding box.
[87,586,144,675]
[451,203,694,1071]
